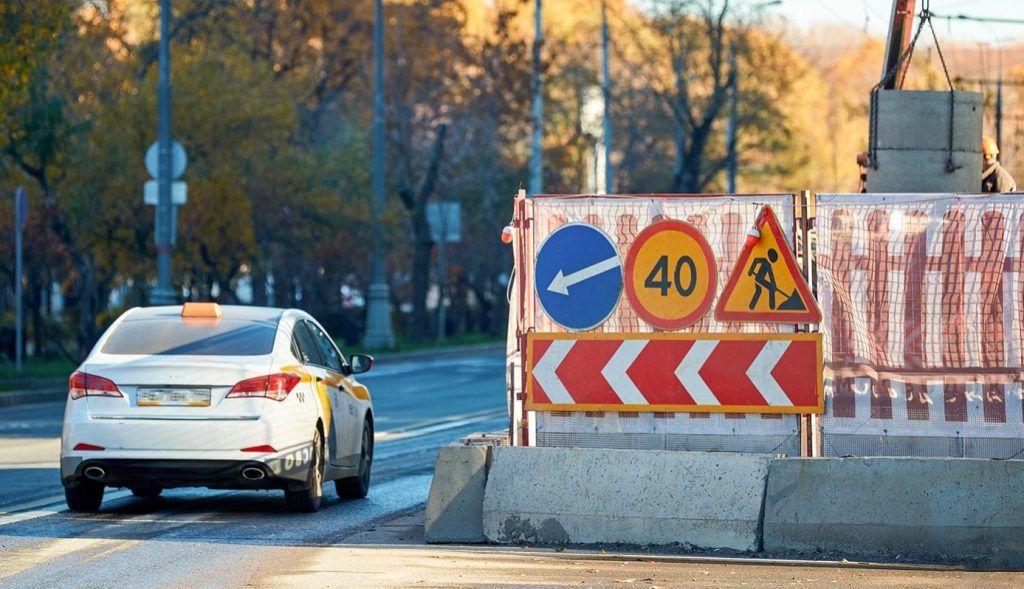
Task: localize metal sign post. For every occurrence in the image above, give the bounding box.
[151,0,176,305]
[14,187,27,374]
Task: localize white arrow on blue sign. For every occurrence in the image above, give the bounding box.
[534,223,622,331]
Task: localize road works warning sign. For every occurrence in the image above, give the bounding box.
[624,220,717,330]
[715,206,821,323]
[526,332,824,414]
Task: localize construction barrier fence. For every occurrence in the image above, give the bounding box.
[508,194,807,455]
[817,193,1024,459]
[507,191,1024,459]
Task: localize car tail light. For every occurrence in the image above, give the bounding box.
[226,373,301,402]
[69,371,123,400]
[73,443,105,451]
[241,445,277,453]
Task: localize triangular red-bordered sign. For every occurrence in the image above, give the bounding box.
[715,205,821,323]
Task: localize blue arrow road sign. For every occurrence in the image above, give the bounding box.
[535,223,622,331]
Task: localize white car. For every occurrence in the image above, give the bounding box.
[60,303,374,513]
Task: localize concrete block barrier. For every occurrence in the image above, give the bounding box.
[424,445,490,543]
[481,446,771,551]
[763,457,1024,567]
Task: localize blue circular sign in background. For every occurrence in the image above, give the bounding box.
[534,223,622,331]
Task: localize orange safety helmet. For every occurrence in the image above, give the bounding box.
[982,136,1000,159]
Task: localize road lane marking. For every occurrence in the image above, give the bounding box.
[0,507,222,581]
[374,409,506,442]
[0,490,132,528]
[0,461,59,469]
[0,538,125,580]
[0,493,69,516]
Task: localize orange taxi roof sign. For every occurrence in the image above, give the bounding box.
[181,302,222,318]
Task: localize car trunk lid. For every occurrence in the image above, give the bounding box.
[81,355,273,419]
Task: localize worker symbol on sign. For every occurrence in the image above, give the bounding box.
[748,249,779,310]
[715,205,821,323]
[746,249,806,311]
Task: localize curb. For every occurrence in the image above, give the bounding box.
[369,509,975,572]
[369,342,505,364]
[0,342,506,409]
[0,388,67,408]
[0,376,66,391]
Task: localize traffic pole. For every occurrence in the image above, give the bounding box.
[14,186,25,374]
[151,0,175,304]
[437,203,447,342]
[363,0,396,348]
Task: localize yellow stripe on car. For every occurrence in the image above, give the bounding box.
[281,365,331,427]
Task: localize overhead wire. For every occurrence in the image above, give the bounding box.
[813,0,868,32]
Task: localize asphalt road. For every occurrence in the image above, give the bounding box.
[2,348,1015,587]
[0,350,507,588]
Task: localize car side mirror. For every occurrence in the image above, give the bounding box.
[349,354,374,375]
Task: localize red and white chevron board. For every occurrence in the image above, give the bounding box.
[527,333,823,414]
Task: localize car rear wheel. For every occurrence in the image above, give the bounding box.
[285,430,324,513]
[131,487,163,498]
[65,480,104,512]
[336,420,372,499]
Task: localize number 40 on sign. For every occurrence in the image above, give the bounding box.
[624,220,717,330]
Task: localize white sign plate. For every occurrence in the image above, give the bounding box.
[144,180,187,205]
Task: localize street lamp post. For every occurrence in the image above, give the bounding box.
[529,0,544,196]
[601,0,613,193]
[363,0,396,349]
[727,51,738,194]
[151,0,176,305]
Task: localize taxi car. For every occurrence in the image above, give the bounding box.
[60,303,374,513]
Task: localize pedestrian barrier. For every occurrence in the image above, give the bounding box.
[817,193,1024,459]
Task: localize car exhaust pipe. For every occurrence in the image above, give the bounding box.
[241,467,266,481]
[83,466,106,481]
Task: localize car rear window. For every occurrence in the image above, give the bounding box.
[101,319,278,356]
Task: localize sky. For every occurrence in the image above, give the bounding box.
[769,0,1024,45]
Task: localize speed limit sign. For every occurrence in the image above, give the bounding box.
[624,220,717,329]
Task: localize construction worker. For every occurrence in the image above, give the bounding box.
[856,151,869,193]
[981,136,1017,193]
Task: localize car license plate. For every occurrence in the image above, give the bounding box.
[137,387,211,407]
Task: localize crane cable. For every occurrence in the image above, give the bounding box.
[868,0,960,174]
